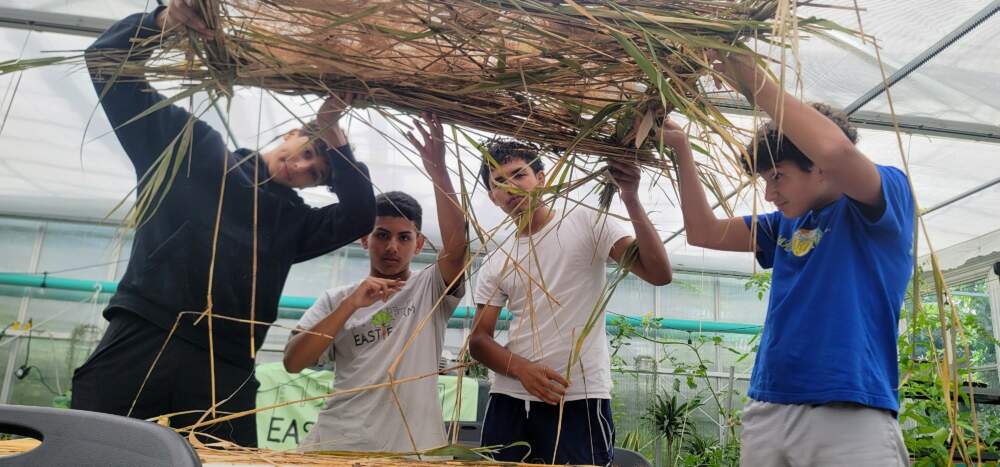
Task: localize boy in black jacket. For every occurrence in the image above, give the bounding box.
[70,1,376,446]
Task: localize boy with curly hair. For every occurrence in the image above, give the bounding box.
[659,51,914,465]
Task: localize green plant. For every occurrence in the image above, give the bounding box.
[898,276,1000,465]
[684,430,719,458]
[681,431,740,467]
[644,392,704,466]
[618,426,662,466]
[619,427,647,452]
[744,271,771,301]
[607,312,752,466]
[464,360,489,380]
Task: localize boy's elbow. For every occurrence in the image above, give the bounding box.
[356,192,377,235]
[684,219,723,249]
[687,234,708,248]
[647,269,673,286]
[815,140,858,167]
[682,218,712,248]
[339,202,375,242]
[661,270,673,285]
[282,354,302,374]
[355,210,375,238]
[468,334,485,361]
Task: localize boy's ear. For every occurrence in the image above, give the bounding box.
[360,235,370,249]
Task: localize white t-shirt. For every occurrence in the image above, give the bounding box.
[295,263,464,452]
[473,207,630,401]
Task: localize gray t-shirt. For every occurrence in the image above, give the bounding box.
[295,263,464,452]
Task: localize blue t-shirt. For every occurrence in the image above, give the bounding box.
[742,165,914,413]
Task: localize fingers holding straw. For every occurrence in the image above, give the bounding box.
[656,114,693,154]
[157,0,213,38]
[606,158,642,196]
[317,92,365,128]
[705,49,760,94]
[312,92,363,148]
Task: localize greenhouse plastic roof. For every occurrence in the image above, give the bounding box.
[0,0,999,274]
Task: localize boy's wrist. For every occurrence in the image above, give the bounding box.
[321,127,349,149]
[336,297,362,316]
[506,354,524,379]
[674,145,694,161]
[426,166,450,181]
[738,67,772,102]
[619,190,641,204]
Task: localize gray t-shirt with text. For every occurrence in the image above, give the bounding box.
[295,263,464,452]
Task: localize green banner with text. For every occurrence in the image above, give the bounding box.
[255,363,479,450]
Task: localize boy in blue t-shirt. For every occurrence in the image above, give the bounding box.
[660,50,914,466]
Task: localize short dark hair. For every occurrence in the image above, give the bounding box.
[742,103,858,175]
[298,120,337,191]
[479,139,546,187]
[375,191,422,230]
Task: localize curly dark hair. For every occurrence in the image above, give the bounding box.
[376,191,422,230]
[741,103,858,175]
[479,139,546,187]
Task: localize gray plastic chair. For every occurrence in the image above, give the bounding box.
[0,405,201,467]
[612,447,653,467]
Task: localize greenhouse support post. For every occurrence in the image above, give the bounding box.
[988,264,1000,381]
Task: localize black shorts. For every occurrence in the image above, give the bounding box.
[481,393,615,466]
[70,310,259,447]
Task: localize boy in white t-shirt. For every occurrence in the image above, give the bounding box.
[283,113,467,453]
[470,140,672,465]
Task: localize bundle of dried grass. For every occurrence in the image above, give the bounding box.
[90,0,835,161]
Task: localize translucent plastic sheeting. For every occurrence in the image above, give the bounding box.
[727,1,1000,130]
[860,15,1000,126]
[3,0,149,20]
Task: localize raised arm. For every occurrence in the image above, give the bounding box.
[293,143,375,262]
[86,3,225,178]
[659,118,754,252]
[710,50,882,209]
[468,304,568,405]
[293,95,376,262]
[606,159,673,285]
[405,113,467,285]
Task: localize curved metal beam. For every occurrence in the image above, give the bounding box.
[0,7,112,36]
[843,0,1000,115]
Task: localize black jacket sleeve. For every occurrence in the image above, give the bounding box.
[293,144,376,262]
[85,8,226,180]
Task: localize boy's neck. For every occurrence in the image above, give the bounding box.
[515,204,554,236]
[370,267,411,282]
[809,191,843,213]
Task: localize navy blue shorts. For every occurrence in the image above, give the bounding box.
[481,393,615,466]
